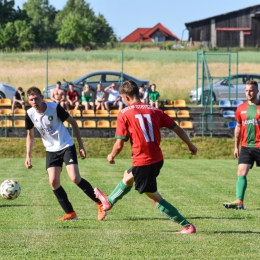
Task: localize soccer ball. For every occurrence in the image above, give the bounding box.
[0,179,21,200]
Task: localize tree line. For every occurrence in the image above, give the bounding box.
[0,0,117,51]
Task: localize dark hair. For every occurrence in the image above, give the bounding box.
[68,82,74,87]
[18,87,23,91]
[119,80,139,97]
[246,80,258,89]
[27,86,42,97]
[56,81,61,85]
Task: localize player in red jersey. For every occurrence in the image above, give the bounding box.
[94,80,198,234]
[223,80,260,210]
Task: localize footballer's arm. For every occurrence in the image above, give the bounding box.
[66,115,86,159]
[107,139,125,164]
[234,122,241,158]
[172,125,197,155]
[25,129,34,169]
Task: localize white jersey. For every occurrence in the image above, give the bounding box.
[25,102,74,152]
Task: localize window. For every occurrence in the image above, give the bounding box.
[154,36,164,42]
[221,76,246,86]
[84,75,102,84]
[103,74,120,83]
[250,75,260,83]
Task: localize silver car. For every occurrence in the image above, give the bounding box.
[43,70,149,98]
[189,73,260,103]
[0,82,16,99]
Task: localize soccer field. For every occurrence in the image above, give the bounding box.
[1,158,260,260]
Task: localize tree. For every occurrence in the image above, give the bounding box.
[0,20,35,51]
[57,13,88,47]
[23,0,57,44]
[14,20,35,50]
[0,0,16,26]
[55,0,116,47]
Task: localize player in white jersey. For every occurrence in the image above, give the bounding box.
[24,87,106,221]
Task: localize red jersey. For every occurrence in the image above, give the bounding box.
[235,101,260,148]
[115,103,176,166]
[67,90,78,102]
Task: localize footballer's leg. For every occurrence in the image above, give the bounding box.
[94,168,134,211]
[146,191,196,234]
[48,166,78,221]
[65,164,106,221]
[64,145,106,220]
[223,163,250,210]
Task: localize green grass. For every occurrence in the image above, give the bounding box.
[1,158,260,259]
[0,137,236,159]
[1,50,260,63]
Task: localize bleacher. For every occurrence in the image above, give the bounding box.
[0,98,243,138]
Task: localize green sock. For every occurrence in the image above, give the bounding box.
[236,176,247,201]
[108,181,132,206]
[157,199,190,227]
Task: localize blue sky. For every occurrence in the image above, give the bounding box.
[14,0,260,40]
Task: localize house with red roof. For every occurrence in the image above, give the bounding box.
[120,23,180,43]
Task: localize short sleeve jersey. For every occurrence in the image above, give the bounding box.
[235,101,260,148]
[108,89,120,102]
[115,102,176,166]
[15,91,24,100]
[67,90,79,102]
[149,91,160,102]
[25,102,74,152]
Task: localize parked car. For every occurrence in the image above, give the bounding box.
[189,73,260,103]
[0,82,16,100]
[43,70,149,99]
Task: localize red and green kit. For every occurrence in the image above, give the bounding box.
[236,102,260,147]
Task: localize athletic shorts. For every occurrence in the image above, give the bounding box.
[46,144,78,170]
[238,147,260,168]
[127,160,164,194]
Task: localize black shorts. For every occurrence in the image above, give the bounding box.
[238,147,260,168]
[46,145,78,170]
[128,160,164,194]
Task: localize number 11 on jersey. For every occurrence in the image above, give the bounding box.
[135,114,154,142]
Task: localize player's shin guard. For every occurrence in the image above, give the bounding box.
[157,199,190,226]
[107,181,132,206]
[53,186,74,213]
[77,178,101,203]
[236,176,247,202]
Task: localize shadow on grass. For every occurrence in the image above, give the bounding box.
[0,204,49,208]
[188,216,246,220]
[212,230,260,234]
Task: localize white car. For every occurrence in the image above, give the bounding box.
[189,73,260,103]
[0,82,16,100]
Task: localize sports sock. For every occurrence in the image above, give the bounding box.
[53,186,74,213]
[236,175,247,202]
[107,181,132,206]
[77,178,100,203]
[157,199,190,227]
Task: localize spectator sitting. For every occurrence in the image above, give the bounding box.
[66,83,80,110]
[149,83,160,108]
[104,82,123,115]
[139,85,148,104]
[12,86,25,114]
[95,83,106,110]
[81,84,94,112]
[51,81,67,109]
